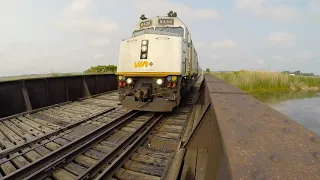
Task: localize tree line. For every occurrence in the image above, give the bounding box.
[281,70,316,76]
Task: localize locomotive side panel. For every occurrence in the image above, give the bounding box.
[192,48,199,77]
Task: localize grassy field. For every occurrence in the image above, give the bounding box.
[211,70,320,93]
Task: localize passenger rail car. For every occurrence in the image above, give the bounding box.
[116,11,201,112]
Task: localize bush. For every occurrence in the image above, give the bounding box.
[84,65,117,74]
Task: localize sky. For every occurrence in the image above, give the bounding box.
[0,0,319,77]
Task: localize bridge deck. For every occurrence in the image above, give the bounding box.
[0,73,319,179]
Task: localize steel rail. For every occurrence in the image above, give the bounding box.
[160,116,193,180]
[0,107,116,159]
[94,114,165,180]
[2,110,139,180]
[77,113,163,180]
[78,90,118,101]
[160,94,197,180]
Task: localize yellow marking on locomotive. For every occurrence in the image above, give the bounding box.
[134,61,149,68]
[115,72,182,77]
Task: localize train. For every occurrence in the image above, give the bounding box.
[115,11,201,112]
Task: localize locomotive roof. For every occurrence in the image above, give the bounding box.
[133,16,187,31]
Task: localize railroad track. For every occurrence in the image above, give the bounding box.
[0,91,125,178]
[0,90,197,179]
[99,92,197,180]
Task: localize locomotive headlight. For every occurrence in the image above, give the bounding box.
[126,78,133,84]
[167,76,172,81]
[156,78,163,85]
[118,76,123,80]
[141,45,148,52]
[141,53,147,59]
[142,40,148,45]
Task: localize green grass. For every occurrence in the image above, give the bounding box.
[211,70,320,93]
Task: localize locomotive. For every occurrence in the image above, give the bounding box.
[116,11,201,112]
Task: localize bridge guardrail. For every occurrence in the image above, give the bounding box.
[0,74,117,118]
[183,73,320,179]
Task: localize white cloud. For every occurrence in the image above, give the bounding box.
[267,32,295,47]
[212,54,220,59]
[235,0,320,23]
[62,0,92,17]
[132,0,220,20]
[93,54,105,59]
[234,0,301,21]
[57,17,120,35]
[272,55,285,61]
[308,0,320,12]
[257,59,264,64]
[212,40,237,49]
[194,41,206,48]
[56,0,120,35]
[295,51,313,62]
[91,39,110,46]
[195,9,220,19]
[69,0,91,12]
[307,0,320,22]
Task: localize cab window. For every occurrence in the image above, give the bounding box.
[155,27,184,37]
[185,28,189,41]
[132,27,154,37]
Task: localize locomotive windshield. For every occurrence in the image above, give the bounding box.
[132,27,154,37]
[155,27,184,37]
[132,27,184,37]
